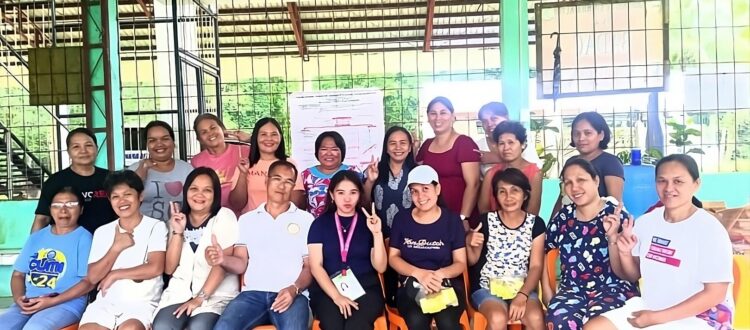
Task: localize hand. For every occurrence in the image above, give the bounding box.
[474,149,494,163]
[271,285,297,313]
[413,269,439,294]
[603,203,624,240]
[361,203,382,235]
[332,294,359,319]
[365,156,379,183]
[468,223,484,247]
[628,310,661,328]
[204,234,224,266]
[173,297,203,318]
[98,270,121,296]
[22,295,58,314]
[225,130,251,143]
[617,215,639,256]
[508,294,528,321]
[168,202,187,233]
[237,157,250,175]
[137,156,155,171]
[15,295,38,314]
[112,226,135,252]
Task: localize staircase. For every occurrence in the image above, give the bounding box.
[0,124,49,199]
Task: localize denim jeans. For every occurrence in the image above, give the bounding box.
[213,291,310,330]
[0,303,81,330]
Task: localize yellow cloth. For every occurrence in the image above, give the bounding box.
[419,287,459,314]
[490,277,524,300]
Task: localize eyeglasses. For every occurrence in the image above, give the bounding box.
[50,201,80,209]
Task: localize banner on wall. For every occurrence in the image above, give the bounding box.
[289,88,385,171]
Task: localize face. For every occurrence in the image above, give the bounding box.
[495,181,526,212]
[266,166,296,203]
[196,119,225,149]
[427,102,455,135]
[187,174,214,214]
[50,192,81,228]
[331,179,360,215]
[257,122,282,155]
[387,131,410,163]
[317,137,342,169]
[496,133,524,162]
[572,119,604,155]
[67,133,97,167]
[480,112,507,136]
[109,183,143,219]
[409,183,441,212]
[656,161,700,209]
[147,126,175,161]
[562,165,600,206]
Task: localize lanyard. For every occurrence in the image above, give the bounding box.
[334,213,358,276]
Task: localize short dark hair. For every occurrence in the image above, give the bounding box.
[491,168,532,211]
[656,154,700,182]
[478,102,509,120]
[324,170,365,215]
[569,112,611,149]
[193,113,226,132]
[104,170,144,195]
[66,128,97,147]
[315,131,347,163]
[144,120,175,142]
[250,117,288,167]
[181,167,222,219]
[52,186,84,206]
[492,120,527,145]
[561,158,599,182]
[268,159,299,179]
[427,96,455,114]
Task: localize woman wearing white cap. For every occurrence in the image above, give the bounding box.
[388,165,467,329]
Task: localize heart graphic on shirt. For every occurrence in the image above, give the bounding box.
[165,181,183,197]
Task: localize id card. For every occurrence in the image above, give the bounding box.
[490,277,524,300]
[331,268,365,301]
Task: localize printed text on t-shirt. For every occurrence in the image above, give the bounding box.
[402,238,445,250]
[645,236,681,267]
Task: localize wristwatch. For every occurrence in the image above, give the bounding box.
[292,283,301,295]
[196,290,209,300]
[460,214,467,221]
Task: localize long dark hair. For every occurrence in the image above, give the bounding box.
[324,170,365,215]
[180,167,222,220]
[249,117,288,167]
[376,126,417,187]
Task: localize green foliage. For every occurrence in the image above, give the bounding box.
[616,150,632,165]
[666,121,705,155]
[530,118,561,178]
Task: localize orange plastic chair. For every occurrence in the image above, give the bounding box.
[60,324,78,330]
[733,255,750,329]
[545,249,560,291]
[252,326,276,330]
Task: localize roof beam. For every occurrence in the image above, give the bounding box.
[423,0,435,52]
[286,2,307,59]
[134,0,152,19]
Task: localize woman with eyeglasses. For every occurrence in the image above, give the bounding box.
[0,186,93,329]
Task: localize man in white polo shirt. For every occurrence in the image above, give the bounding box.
[211,160,314,330]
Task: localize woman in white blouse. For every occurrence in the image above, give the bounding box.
[152,167,239,330]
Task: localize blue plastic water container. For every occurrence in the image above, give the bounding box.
[623,149,658,218]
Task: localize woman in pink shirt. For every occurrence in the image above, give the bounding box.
[190,114,251,213]
[229,117,305,213]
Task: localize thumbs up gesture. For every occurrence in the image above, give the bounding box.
[468,223,484,247]
[204,234,224,266]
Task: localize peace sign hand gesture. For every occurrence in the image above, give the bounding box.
[603,203,624,241]
[365,156,379,183]
[617,215,638,256]
[168,201,187,234]
[361,202,382,235]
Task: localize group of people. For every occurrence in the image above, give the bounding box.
[0,96,734,330]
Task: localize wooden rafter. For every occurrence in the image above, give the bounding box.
[423,0,436,52]
[286,2,308,59]
[134,0,152,19]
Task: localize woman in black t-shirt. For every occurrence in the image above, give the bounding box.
[467,168,545,329]
[31,128,117,234]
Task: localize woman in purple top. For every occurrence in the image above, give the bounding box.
[389,165,467,330]
[416,97,481,228]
